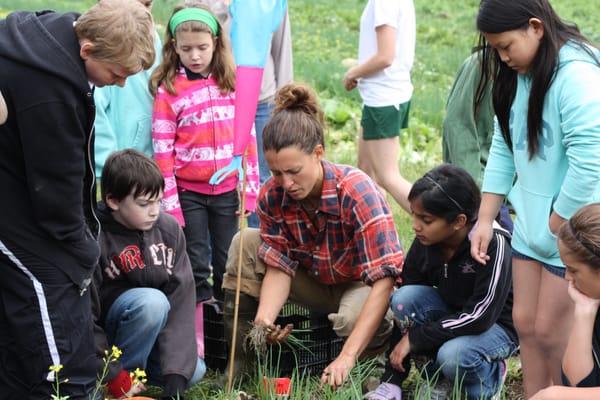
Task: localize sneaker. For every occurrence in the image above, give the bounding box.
[491,359,508,400]
[364,382,402,400]
[416,377,452,400]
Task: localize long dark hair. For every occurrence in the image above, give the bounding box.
[409,164,481,224]
[477,0,597,159]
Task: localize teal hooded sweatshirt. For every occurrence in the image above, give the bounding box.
[94,29,162,178]
[482,42,600,267]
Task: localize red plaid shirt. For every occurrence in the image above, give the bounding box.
[257,161,404,285]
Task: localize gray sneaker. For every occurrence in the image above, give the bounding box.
[415,378,453,400]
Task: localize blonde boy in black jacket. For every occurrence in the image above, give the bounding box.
[0,1,154,397]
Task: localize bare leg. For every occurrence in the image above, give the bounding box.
[357,129,386,196]
[362,136,411,212]
[512,258,547,398]
[535,268,573,386]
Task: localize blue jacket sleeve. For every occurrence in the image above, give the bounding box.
[93,86,117,179]
[553,61,600,218]
[481,118,516,196]
[229,0,287,67]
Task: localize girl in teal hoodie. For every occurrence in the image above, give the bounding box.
[471,0,600,398]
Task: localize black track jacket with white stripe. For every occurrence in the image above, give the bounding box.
[0,11,99,290]
[403,227,517,354]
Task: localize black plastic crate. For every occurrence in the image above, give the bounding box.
[203,301,228,372]
[203,301,343,375]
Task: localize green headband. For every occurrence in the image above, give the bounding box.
[169,8,219,36]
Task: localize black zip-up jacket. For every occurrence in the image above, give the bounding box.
[93,204,197,392]
[403,227,518,353]
[0,11,99,289]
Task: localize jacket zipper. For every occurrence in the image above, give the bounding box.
[81,91,100,295]
[444,263,448,279]
[87,95,100,235]
[206,78,217,194]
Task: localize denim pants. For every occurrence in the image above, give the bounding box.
[386,285,517,400]
[180,190,239,301]
[105,288,206,387]
[247,101,275,228]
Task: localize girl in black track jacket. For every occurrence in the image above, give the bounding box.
[366,164,517,400]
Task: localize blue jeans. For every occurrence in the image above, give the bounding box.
[388,285,517,400]
[180,190,239,301]
[105,288,206,387]
[247,101,275,228]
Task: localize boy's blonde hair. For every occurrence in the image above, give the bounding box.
[75,0,155,74]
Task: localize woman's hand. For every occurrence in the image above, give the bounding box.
[265,323,293,344]
[253,315,293,344]
[470,220,493,264]
[321,352,356,388]
[389,333,411,373]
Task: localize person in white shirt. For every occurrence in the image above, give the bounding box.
[343,0,415,213]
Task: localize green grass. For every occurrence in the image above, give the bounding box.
[7,0,599,398]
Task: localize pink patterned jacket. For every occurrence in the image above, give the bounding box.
[152,69,259,226]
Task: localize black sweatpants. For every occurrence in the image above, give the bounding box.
[0,240,97,400]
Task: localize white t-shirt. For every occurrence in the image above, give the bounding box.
[357,0,416,107]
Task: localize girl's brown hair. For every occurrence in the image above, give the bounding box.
[262,83,326,154]
[149,2,235,96]
[558,203,600,269]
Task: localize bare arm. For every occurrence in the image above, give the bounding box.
[343,25,396,90]
[322,277,395,387]
[254,266,292,326]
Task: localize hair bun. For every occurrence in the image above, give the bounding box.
[274,83,324,125]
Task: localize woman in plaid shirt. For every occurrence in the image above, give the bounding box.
[222,83,404,387]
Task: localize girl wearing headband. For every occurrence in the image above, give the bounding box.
[366,164,517,400]
[149,2,259,352]
[532,203,600,399]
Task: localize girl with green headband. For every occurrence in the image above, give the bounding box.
[150,3,233,95]
[149,1,260,364]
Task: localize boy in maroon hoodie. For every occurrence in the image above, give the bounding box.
[94,149,205,399]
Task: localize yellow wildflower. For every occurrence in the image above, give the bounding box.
[111,345,122,360]
[131,368,148,383]
[48,364,64,373]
